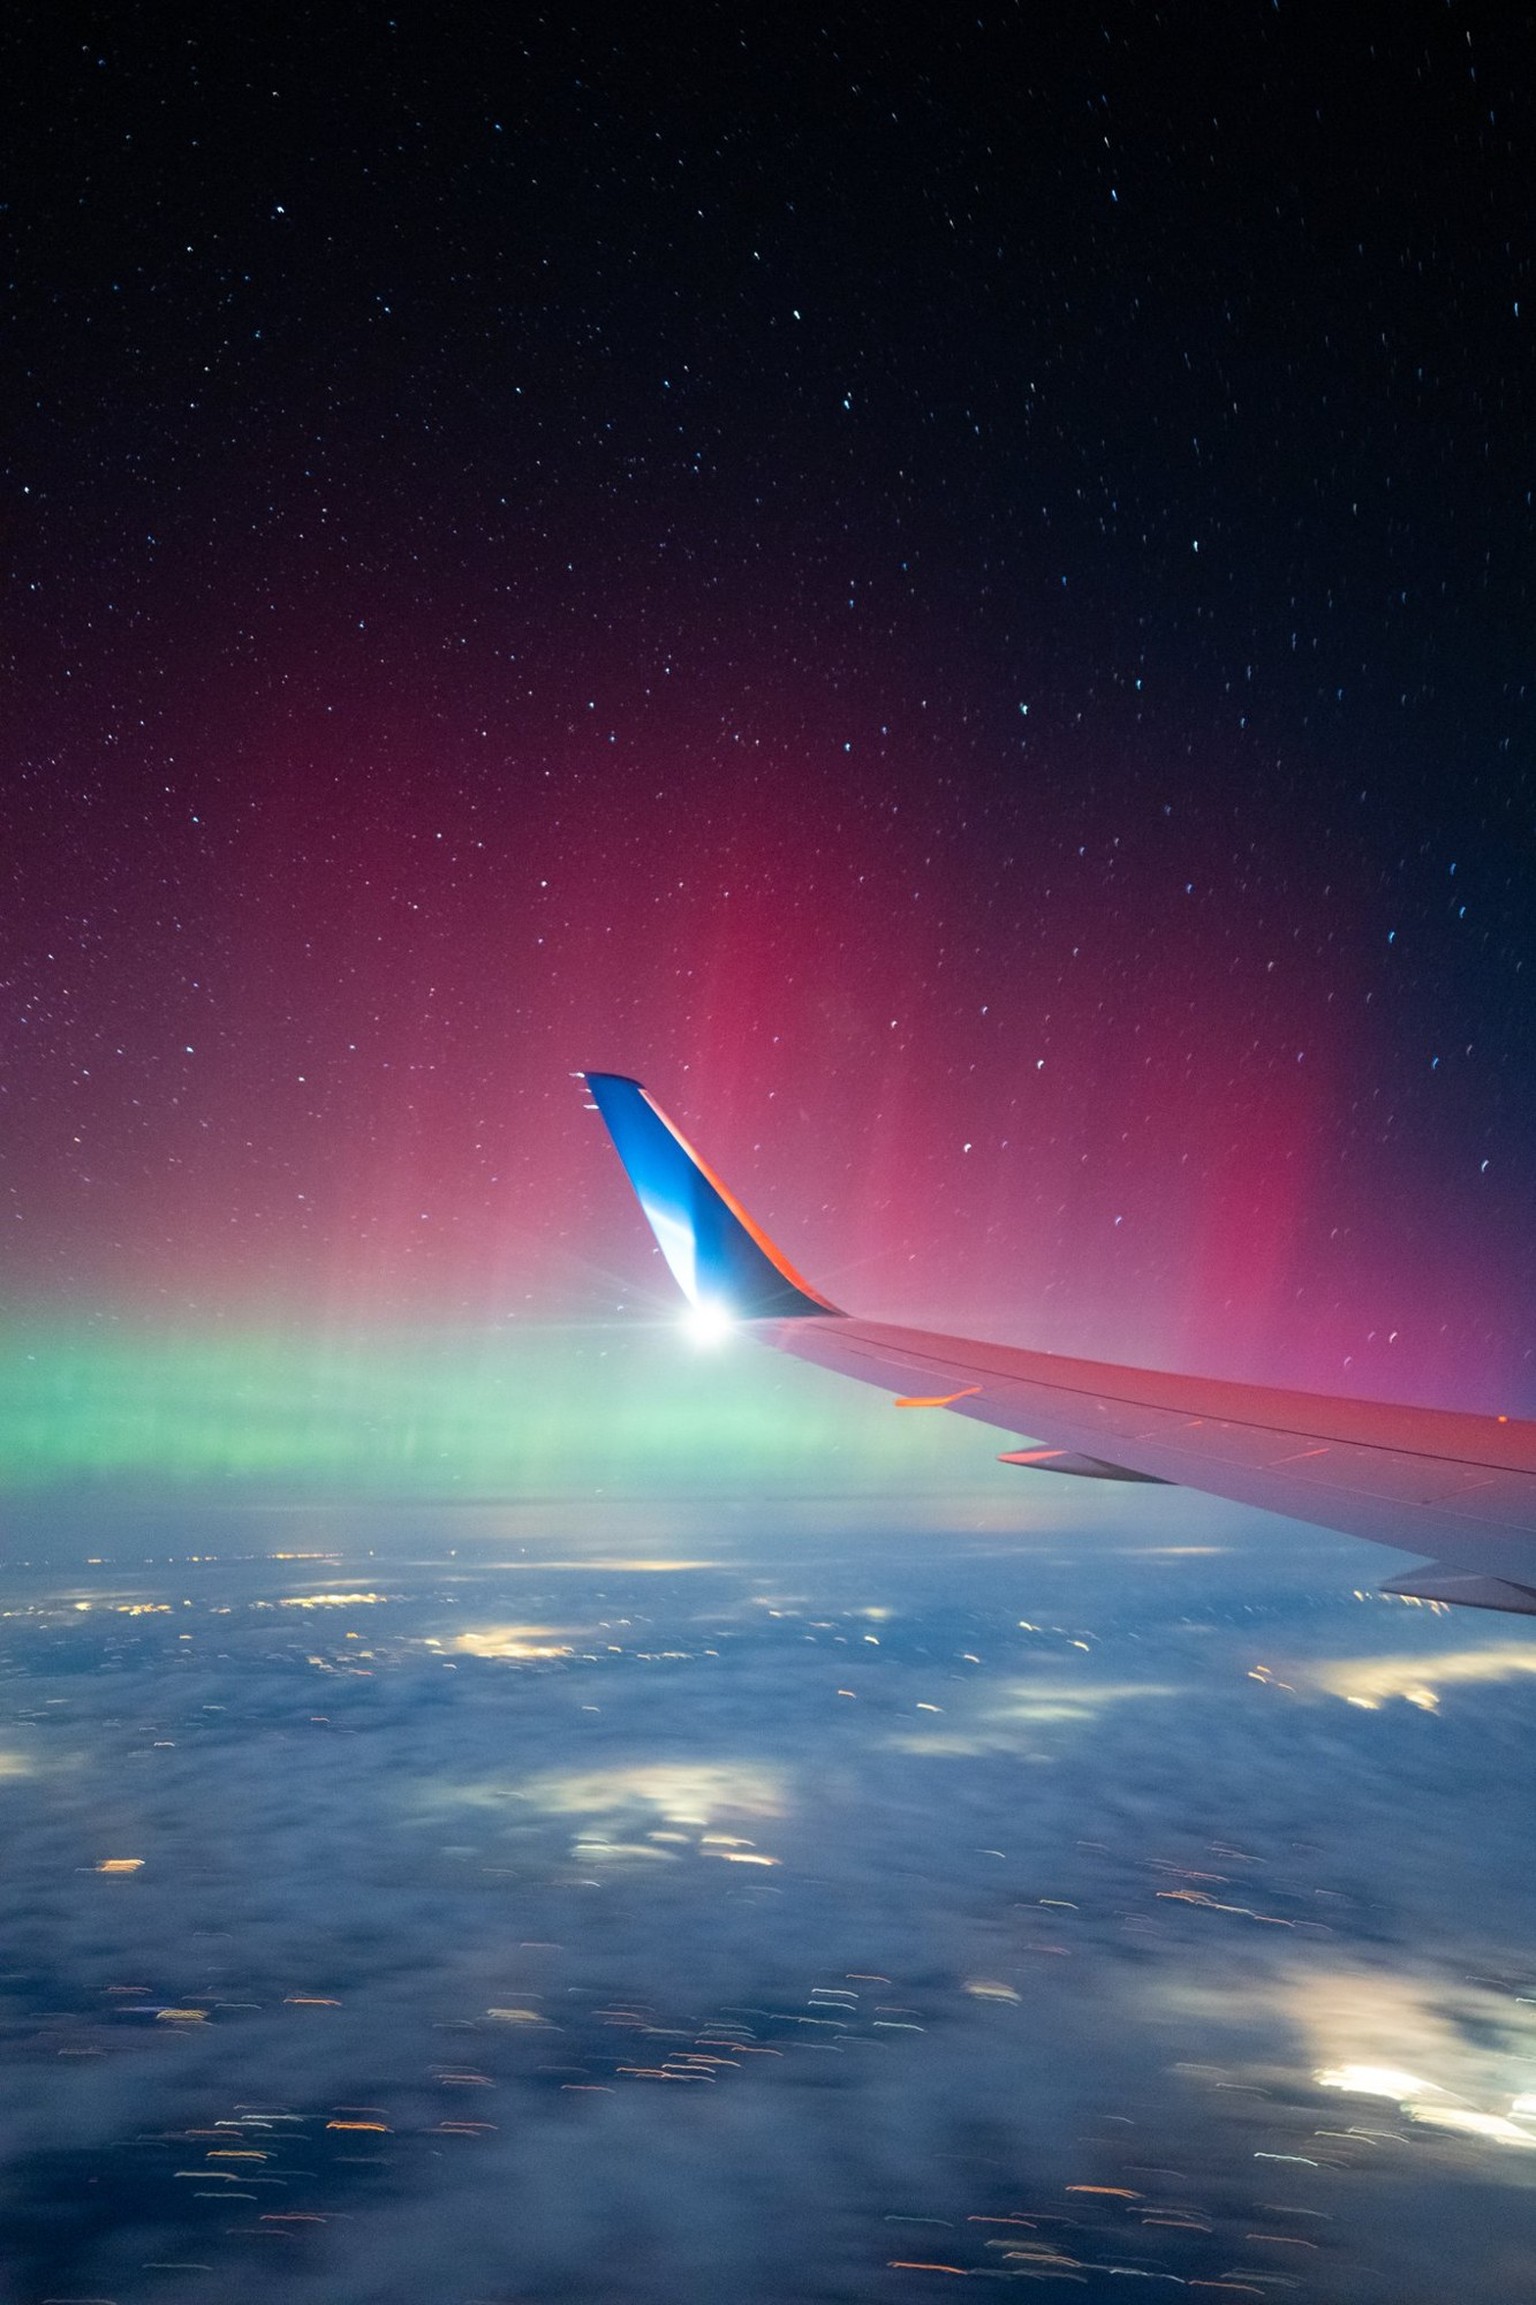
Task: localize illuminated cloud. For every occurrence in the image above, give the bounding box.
[279,1590,386,1608]
[570,1839,681,1866]
[888,1676,1184,1753]
[1402,2105,1536,2148]
[1312,2061,1438,2100]
[451,1623,578,1660]
[519,1760,787,1829]
[1226,1966,1536,2158]
[1116,1545,1232,1558]
[517,1558,720,1574]
[1315,2058,1536,2152]
[1301,1642,1536,1710]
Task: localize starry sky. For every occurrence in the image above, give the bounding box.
[6,2,1535,1438]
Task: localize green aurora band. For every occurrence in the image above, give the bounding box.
[1,1321,999,1505]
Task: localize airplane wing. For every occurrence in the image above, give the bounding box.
[582,1072,1536,1616]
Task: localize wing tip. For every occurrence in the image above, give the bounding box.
[582,1069,842,1321]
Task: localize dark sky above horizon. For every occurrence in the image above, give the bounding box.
[5,1,1535,1406]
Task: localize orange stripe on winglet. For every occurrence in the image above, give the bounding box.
[640,1088,841,1312]
[894,1386,982,1409]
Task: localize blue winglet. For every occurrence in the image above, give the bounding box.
[583,1073,842,1320]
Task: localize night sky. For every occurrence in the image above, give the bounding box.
[5,4,1535,1410]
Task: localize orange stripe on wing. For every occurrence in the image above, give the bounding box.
[894,1387,982,1409]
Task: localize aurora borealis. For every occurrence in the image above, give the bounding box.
[0,1322,994,1506]
[6,2,1536,1481]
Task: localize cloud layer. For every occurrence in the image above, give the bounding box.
[0,1507,1533,2301]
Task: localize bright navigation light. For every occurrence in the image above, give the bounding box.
[687,1301,734,1347]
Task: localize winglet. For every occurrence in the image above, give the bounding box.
[582,1073,842,1320]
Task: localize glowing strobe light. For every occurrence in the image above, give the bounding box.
[686,1300,735,1348]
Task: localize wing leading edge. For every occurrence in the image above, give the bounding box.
[582,1072,1536,1616]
